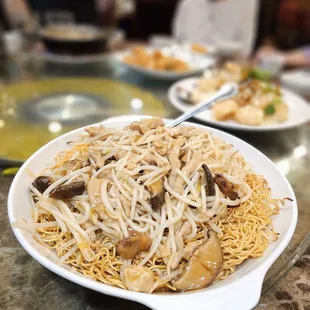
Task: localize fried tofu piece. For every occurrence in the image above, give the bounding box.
[234,106,264,125]
[212,99,239,121]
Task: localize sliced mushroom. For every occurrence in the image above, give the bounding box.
[183,241,201,261]
[87,179,103,205]
[213,174,239,201]
[174,230,223,292]
[117,230,152,259]
[148,179,165,210]
[32,176,53,193]
[124,266,155,293]
[49,181,85,199]
[202,164,215,196]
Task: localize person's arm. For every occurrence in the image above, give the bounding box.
[237,0,259,57]
[284,47,310,67]
[254,45,310,68]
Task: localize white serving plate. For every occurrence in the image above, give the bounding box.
[169,77,310,131]
[8,115,297,310]
[113,47,215,80]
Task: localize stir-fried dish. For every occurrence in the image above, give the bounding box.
[15,118,287,293]
[124,47,191,72]
[179,63,289,126]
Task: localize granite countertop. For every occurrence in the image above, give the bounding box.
[1,175,309,310]
[258,247,310,310]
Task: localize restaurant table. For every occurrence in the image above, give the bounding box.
[0,47,309,310]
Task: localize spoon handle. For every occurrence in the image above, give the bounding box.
[166,83,238,128]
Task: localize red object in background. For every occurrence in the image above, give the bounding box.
[278,0,299,27]
[278,0,310,31]
[300,11,310,31]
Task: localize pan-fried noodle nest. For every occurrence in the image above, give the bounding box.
[18,119,285,293]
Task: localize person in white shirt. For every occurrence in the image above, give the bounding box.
[172,0,259,57]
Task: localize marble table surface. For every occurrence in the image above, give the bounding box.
[1,175,309,310]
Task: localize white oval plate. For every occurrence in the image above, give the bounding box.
[8,115,297,310]
[169,77,310,131]
[113,48,215,80]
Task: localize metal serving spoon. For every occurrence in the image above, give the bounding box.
[167,82,238,128]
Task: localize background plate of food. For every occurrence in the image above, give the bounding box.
[114,46,215,80]
[168,63,310,131]
[8,115,296,310]
[148,35,217,55]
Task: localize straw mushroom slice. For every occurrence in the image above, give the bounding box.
[148,179,165,210]
[32,176,53,193]
[124,266,155,293]
[49,181,85,199]
[174,230,223,292]
[117,230,152,259]
[202,164,215,196]
[213,174,239,201]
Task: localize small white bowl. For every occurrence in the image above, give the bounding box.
[8,115,297,310]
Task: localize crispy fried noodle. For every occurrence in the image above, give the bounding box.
[14,118,288,293]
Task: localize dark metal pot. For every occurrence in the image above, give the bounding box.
[40,24,115,55]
